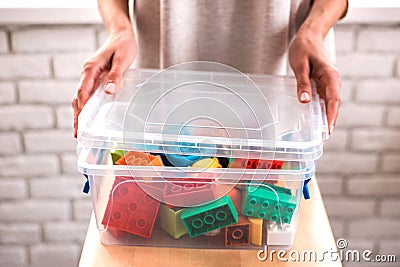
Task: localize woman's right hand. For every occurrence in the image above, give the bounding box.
[72,29,137,137]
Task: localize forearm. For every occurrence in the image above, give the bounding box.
[298,0,348,40]
[98,0,133,34]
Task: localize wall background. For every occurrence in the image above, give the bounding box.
[0,8,399,267]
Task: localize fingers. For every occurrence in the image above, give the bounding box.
[291,57,313,104]
[316,67,342,134]
[103,53,132,95]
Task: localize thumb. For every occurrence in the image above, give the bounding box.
[292,60,312,103]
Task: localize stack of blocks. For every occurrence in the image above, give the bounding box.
[101,152,296,247]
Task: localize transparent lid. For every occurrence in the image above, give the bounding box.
[78,63,328,161]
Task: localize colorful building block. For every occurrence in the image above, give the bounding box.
[266,221,294,248]
[248,217,263,246]
[159,204,188,239]
[110,150,124,164]
[102,176,163,238]
[181,196,238,237]
[191,158,222,168]
[115,151,163,166]
[164,178,215,207]
[225,216,250,247]
[242,184,296,224]
[229,158,283,170]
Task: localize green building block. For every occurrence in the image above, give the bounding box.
[242,184,297,224]
[160,204,188,239]
[181,196,238,237]
[110,150,124,164]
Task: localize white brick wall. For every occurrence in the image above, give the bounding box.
[0,200,71,222]
[334,29,354,52]
[24,130,76,153]
[0,21,398,267]
[30,244,80,267]
[0,223,42,245]
[336,53,395,78]
[44,222,88,243]
[0,245,28,267]
[358,28,400,52]
[347,175,400,196]
[323,198,375,217]
[317,152,378,173]
[351,128,400,151]
[335,103,384,127]
[0,132,22,155]
[356,79,400,103]
[0,31,8,52]
[380,199,400,216]
[12,28,96,52]
[382,153,400,172]
[0,178,27,199]
[56,105,73,129]
[0,155,60,177]
[19,80,77,104]
[0,82,16,104]
[53,53,91,79]
[0,54,51,79]
[0,105,54,130]
[30,177,85,199]
[387,106,400,126]
[348,219,400,238]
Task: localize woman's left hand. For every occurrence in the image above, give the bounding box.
[289,32,342,135]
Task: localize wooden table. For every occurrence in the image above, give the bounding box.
[79,179,342,267]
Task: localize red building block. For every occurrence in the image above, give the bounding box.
[163,178,215,207]
[225,216,251,247]
[102,176,163,238]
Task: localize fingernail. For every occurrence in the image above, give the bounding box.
[105,83,116,94]
[300,92,310,102]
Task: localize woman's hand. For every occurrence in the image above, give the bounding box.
[289,33,341,135]
[72,30,137,137]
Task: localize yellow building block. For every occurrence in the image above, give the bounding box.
[191,158,222,168]
[248,217,263,246]
[159,204,188,239]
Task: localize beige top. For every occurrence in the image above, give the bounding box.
[133,0,312,75]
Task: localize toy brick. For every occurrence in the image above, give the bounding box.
[164,180,215,207]
[110,150,124,164]
[229,158,283,170]
[159,204,188,239]
[102,177,161,238]
[266,221,294,247]
[242,184,296,224]
[248,217,263,246]
[115,151,164,166]
[225,216,250,247]
[191,158,222,168]
[107,227,127,239]
[103,202,129,229]
[181,196,238,237]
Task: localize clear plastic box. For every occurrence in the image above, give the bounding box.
[77,67,326,250]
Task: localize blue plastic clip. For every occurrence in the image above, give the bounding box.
[303,171,312,200]
[82,174,90,194]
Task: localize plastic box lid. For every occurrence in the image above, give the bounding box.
[77,65,328,162]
